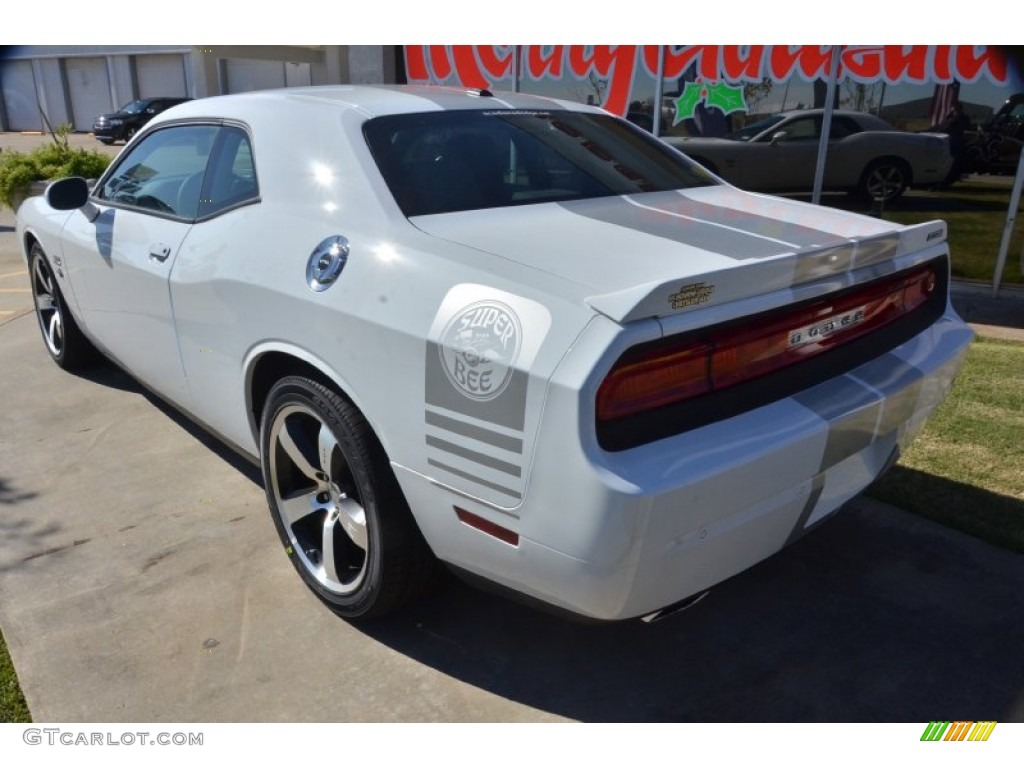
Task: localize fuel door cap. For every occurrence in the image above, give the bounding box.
[307,235,349,292]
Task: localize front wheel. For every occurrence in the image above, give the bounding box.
[260,376,436,619]
[29,244,97,370]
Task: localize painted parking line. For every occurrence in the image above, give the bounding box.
[0,287,30,293]
[0,270,28,280]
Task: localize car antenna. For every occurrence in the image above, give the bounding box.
[468,88,494,98]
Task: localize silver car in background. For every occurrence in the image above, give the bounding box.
[664,109,952,202]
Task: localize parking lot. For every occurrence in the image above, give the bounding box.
[1,149,1023,722]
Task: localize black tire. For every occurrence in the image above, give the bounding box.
[260,375,436,619]
[856,159,910,202]
[125,127,136,142]
[98,138,114,146]
[29,243,97,370]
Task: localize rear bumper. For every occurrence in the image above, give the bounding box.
[398,305,971,621]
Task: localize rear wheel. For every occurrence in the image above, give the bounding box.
[857,160,909,202]
[29,243,97,370]
[260,376,436,619]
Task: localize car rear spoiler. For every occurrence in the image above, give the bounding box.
[584,220,948,325]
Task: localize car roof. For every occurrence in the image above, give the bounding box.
[159,84,602,123]
[779,108,876,118]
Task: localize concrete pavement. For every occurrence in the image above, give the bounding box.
[1,310,1022,721]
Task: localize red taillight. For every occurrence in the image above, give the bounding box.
[597,263,938,422]
[596,343,711,420]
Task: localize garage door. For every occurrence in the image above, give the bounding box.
[65,57,113,131]
[0,60,41,131]
[223,59,286,93]
[136,54,187,98]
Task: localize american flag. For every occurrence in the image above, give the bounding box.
[929,81,961,128]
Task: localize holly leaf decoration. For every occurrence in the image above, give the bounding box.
[673,82,704,124]
[705,83,747,115]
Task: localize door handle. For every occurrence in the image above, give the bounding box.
[149,243,171,262]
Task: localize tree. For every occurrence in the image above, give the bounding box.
[743,77,773,115]
[569,73,608,106]
[840,79,883,113]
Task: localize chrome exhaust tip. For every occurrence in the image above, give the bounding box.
[641,590,710,624]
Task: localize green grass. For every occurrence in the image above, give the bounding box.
[882,180,1024,285]
[0,626,31,722]
[870,336,1024,552]
[817,178,1024,285]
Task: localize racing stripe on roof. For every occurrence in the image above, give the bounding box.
[633,190,844,248]
[558,197,791,259]
[496,93,570,110]
[399,89,498,110]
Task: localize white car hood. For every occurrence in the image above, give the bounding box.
[412,186,944,324]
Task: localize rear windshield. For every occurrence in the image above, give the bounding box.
[363,109,716,217]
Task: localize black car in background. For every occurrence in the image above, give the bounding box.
[92,97,191,144]
[968,93,1024,175]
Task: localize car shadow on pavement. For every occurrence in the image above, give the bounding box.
[355,503,1024,722]
[70,361,262,487]
[871,467,1024,554]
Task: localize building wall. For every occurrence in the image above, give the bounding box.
[0,46,395,132]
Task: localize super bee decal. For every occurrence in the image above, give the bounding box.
[425,286,551,507]
[439,300,522,402]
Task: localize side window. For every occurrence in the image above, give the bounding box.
[97,124,218,218]
[198,127,259,217]
[780,117,820,141]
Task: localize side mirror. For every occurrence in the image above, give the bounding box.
[769,130,789,146]
[45,177,91,210]
[145,107,157,115]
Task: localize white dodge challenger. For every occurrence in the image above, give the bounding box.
[16,86,972,622]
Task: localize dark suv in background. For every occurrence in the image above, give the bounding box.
[92,97,191,144]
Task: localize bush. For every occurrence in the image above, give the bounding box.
[0,124,112,210]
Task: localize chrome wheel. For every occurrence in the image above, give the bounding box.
[860,161,908,202]
[268,403,368,595]
[31,252,63,357]
[260,376,437,619]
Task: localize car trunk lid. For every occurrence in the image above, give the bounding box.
[411,186,944,324]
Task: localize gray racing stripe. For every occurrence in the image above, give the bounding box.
[498,93,568,110]
[395,87,495,110]
[427,458,522,502]
[849,354,924,436]
[558,197,789,259]
[795,375,882,472]
[784,474,826,546]
[792,244,855,285]
[637,190,845,248]
[426,410,524,453]
[426,435,522,477]
[852,234,900,270]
